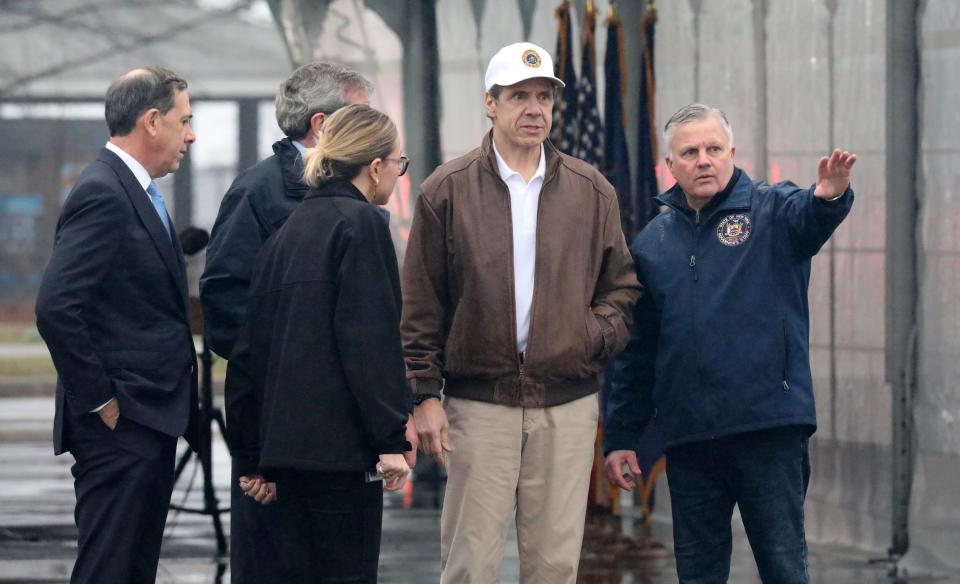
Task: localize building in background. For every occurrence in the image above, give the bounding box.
[0,0,958,579]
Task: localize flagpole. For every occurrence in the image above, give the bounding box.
[642,0,659,173]
[607,1,629,131]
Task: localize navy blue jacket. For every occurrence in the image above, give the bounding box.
[200,138,308,359]
[604,168,853,453]
[201,138,391,360]
[36,149,199,455]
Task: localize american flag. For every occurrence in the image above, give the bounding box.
[550,0,579,154]
[573,1,603,168]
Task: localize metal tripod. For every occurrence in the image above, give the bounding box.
[170,337,229,555]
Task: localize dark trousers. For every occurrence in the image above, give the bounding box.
[666,426,811,584]
[270,470,384,584]
[230,461,287,584]
[67,414,177,584]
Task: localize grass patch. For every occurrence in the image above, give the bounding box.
[0,323,43,343]
[0,356,227,381]
[0,355,57,377]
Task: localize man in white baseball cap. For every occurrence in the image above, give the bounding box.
[483,41,565,90]
[402,41,639,583]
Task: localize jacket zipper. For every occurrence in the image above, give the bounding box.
[688,208,703,394]
[781,319,791,391]
[522,172,549,376]
[658,192,753,400]
[499,176,523,375]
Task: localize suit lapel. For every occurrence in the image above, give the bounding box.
[171,228,190,311]
[98,149,189,312]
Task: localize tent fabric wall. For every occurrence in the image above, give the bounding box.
[912,0,960,572]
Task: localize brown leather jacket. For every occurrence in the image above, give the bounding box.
[401,133,642,407]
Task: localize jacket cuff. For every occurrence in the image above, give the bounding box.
[603,432,636,457]
[812,185,853,208]
[598,316,617,359]
[68,380,116,417]
[233,452,260,478]
[378,439,413,455]
[410,377,443,397]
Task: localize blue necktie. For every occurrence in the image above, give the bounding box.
[146,181,172,237]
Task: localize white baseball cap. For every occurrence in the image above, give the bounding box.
[484,42,565,91]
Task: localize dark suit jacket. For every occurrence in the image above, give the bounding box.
[36,148,199,455]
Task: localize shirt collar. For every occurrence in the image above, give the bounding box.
[491,138,546,185]
[105,142,151,191]
[292,140,308,156]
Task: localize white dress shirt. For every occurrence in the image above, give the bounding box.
[492,139,546,353]
[105,141,152,192]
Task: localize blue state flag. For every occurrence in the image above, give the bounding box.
[635,2,661,234]
[603,5,633,236]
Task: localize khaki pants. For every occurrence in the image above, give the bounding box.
[440,394,599,584]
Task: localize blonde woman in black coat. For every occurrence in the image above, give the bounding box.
[225,104,412,583]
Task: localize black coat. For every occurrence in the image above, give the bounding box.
[225,180,411,476]
[200,138,308,359]
[36,148,199,455]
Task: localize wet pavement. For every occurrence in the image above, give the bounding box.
[0,393,951,583]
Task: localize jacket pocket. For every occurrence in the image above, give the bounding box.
[100,350,163,370]
[585,308,604,360]
[780,318,790,391]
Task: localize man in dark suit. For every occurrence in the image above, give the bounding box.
[35,66,199,584]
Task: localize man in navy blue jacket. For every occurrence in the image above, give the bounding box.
[201,63,372,360]
[36,67,199,584]
[604,103,856,584]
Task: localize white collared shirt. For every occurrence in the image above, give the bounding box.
[105,141,152,192]
[492,139,546,353]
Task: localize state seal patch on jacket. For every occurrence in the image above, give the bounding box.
[716,213,752,246]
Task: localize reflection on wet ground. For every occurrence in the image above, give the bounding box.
[0,397,952,583]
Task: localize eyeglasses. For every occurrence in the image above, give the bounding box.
[385,155,409,176]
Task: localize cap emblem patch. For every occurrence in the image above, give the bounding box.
[716,213,752,246]
[522,50,541,68]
